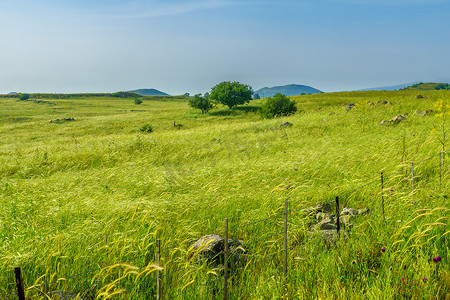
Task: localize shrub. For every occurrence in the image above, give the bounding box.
[112,91,140,98]
[139,124,153,133]
[19,93,30,101]
[260,93,297,118]
[188,94,213,114]
[134,98,143,105]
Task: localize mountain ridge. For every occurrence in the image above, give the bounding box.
[255,84,322,98]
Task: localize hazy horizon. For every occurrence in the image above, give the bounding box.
[1,0,449,95]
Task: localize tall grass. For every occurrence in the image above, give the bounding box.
[0,91,448,299]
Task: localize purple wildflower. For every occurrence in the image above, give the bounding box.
[381,247,386,252]
[433,256,442,262]
[423,277,428,283]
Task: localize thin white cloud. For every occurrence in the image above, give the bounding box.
[95,0,232,19]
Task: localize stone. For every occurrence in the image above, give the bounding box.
[189,234,245,265]
[415,95,426,99]
[415,109,434,116]
[390,115,406,123]
[376,100,388,105]
[279,122,293,128]
[340,207,369,224]
[345,103,355,111]
[385,102,393,106]
[329,111,335,116]
[367,101,374,105]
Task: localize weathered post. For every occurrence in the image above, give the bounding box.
[284,198,288,299]
[156,239,161,300]
[14,267,25,300]
[381,172,385,221]
[411,162,415,200]
[439,152,442,190]
[335,196,340,235]
[224,218,229,300]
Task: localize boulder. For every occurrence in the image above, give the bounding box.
[367,101,374,106]
[189,234,245,265]
[376,100,388,105]
[279,122,293,128]
[415,95,426,99]
[345,103,355,111]
[340,207,369,224]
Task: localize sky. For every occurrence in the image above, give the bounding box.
[1,0,450,95]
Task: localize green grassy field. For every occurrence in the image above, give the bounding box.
[0,90,449,299]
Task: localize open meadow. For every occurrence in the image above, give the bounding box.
[0,91,449,299]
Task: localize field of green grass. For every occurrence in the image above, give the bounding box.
[0,90,449,299]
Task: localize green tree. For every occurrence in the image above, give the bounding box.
[253,93,260,100]
[134,98,143,105]
[209,81,253,109]
[19,93,30,101]
[260,93,297,119]
[188,94,213,114]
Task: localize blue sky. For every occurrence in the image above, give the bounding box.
[1,0,449,94]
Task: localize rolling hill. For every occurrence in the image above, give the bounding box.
[255,84,322,98]
[127,88,168,96]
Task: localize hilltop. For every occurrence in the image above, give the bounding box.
[401,82,450,91]
[255,84,322,98]
[127,88,169,96]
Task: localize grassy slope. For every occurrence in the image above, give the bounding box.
[0,91,448,299]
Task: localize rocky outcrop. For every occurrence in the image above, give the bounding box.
[279,122,293,128]
[189,234,246,266]
[345,103,355,111]
[379,115,407,125]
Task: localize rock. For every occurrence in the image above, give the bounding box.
[415,95,426,99]
[315,212,331,222]
[189,234,245,265]
[376,100,388,105]
[385,102,393,106]
[367,101,374,106]
[340,207,369,224]
[279,122,293,128]
[328,111,335,116]
[319,217,337,230]
[391,115,406,123]
[345,103,355,111]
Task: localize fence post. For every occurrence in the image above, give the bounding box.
[411,162,415,200]
[335,197,340,235]
[283,198,288,299]
[156,239,161,300]
[14,267,25,300]
[439,152,442,190]
[381,172,385,221]
[224,218,228,300]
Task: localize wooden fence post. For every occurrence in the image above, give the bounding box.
[224,218,228,300]
[335,197,340,235]
[411,162,415,199]
[156,239,161,300]
[14,267,25,300]
[283,198,288,299]
[381,172,385,221]
[439,152,442,190]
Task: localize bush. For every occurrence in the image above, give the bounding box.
[19,93,30,101]
[139,124,153,133]
[134,98,143,105]
[188,94,213,114]
[112,91,140,98]
[260,93,297,119]
[434,83,449,90]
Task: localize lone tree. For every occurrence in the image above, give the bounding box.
[188,94,213,114]
[253,93,261,100]
[260,93,297,119]
[19,93,30,101]
[209,81,253,109]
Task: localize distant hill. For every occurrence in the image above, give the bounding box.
[400,82,450,91]
[255,84,322,98]
[127,88,168,96]
[357,82,420,91]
